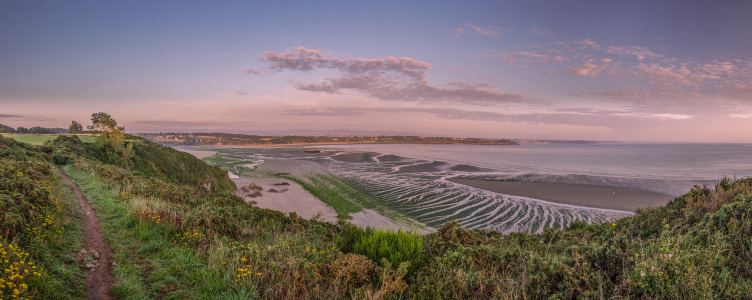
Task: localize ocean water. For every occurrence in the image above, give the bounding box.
[212,143,752,233]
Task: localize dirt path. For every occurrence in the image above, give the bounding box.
[60,170,114,300]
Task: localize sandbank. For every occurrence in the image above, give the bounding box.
[255,158,330,175]
[350,209,433,234]
[178,149,217,160]
[449,179,675,212]
[232,177,338,223]
[243,158,433,232]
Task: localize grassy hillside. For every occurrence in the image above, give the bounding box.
[6,134,97,145]
[0,136,86,299]
[2,133,752,299]
[45,135,235,193]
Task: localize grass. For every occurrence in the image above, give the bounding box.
[0,135,87,299]
[287,174,365,220]
[5,134,97,145]
[63,166,242,299]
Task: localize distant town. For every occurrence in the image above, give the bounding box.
[134,132,611,146]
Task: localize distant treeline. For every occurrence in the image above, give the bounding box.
[511,139,601,144]
[0,124,68,134]
[135,132,519,146]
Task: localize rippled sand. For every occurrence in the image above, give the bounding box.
[448,179,675,212]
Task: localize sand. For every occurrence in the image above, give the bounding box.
[242,158,432,232]
[449,179,675,212]
[232,177,338,223]
[350,209,434,234]
[178,149,217,160]
[255,158,330,175]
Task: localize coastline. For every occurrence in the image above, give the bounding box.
[177,148,217,160]
[448,179,675,212]
[221,157,433,233]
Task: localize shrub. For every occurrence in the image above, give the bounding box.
[353,228,423,271]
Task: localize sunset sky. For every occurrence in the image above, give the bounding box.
[2,1,751,142]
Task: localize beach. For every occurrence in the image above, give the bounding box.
[232,158,430,232]
[231,177,339,223]
[448,179,675,212]
[178,149,217,160]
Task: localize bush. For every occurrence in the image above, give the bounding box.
[353,228,423,271]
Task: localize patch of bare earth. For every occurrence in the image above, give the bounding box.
[60,170,114,300]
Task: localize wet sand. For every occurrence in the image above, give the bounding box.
[232,177,339,223]
[243,159,430,232]
[178,149,217,160]
[448,179,676,212]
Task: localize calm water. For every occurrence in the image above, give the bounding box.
[209,143,752,233]
[317,143,752,194]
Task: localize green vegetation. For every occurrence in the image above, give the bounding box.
[3,130,752,299]
[289,174,367,219]
[353,228,423,272]
[6,134,97,146]
[0,135,86,299]
[68,121,83,134]
[48,135,235,193]
[0,124,67,134]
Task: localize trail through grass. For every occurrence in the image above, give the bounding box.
[62,166,240,299]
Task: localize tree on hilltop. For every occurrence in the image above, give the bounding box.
[68,120,83,134]
[89,112,127,157]
[87,112,118,132]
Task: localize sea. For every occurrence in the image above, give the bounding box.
[211,143,752,233]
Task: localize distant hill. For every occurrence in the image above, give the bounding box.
[134,132,519,146]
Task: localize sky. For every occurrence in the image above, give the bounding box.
[1,0,752,142]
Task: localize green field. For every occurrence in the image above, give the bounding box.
[3,134,98,145]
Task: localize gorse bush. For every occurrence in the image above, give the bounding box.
[354,228,423,271]
[0,135,86,299]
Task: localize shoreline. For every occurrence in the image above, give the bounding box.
[170,141,520,149]
[230,158,433,233]
[448,179,675,212]
[177,148,217,160]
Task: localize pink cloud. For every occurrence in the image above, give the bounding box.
[256,47,525,104]
[606,46,663,60]
[566,60,608,77]
[489,51,564,68]
[465,23,505,38]
[541,70,556,75]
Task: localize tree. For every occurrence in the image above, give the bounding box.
[0,124,15,133]
[68,120,83,134]
[89,112,125,152]
[87,112,118,132]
